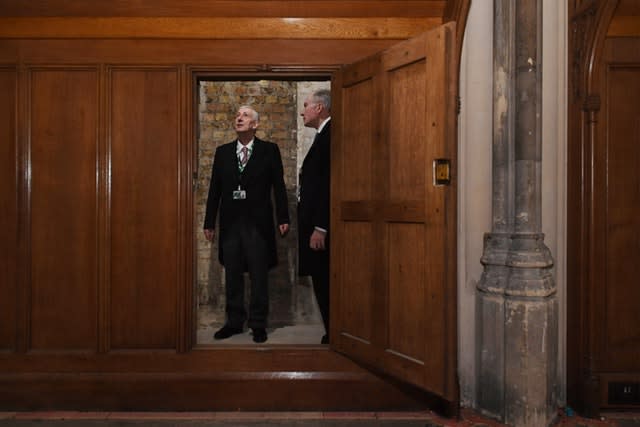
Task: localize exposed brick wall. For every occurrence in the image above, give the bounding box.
[196,80,328,335]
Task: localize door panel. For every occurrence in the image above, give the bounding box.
[331,52,383,363]
[109,68,179,350]
[332,23,456,403]
[340,222,375,343]
[388,60,427,200]
[602,65,640,371]
[341,76,375,200]
[0,68,17,351]
[29,68,99,351]
[387,223,425,361]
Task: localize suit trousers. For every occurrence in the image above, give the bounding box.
[311,266,330,338]
[221,218,269,329]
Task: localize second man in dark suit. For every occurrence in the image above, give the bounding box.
[298,89,331,344]
[204,105,290,344]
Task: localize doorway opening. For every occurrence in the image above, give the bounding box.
[194,76,331,345]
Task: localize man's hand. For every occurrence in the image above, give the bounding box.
[279,223,290,236]
[204,229,215,241]
[309,229,326,250]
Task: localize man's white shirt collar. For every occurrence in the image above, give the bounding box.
[237,139,254,153]
[317,117,331,134]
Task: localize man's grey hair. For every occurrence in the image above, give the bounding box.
[312,89,331,112]
[238,105,259,122]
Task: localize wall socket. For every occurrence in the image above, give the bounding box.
[608,382,640,405]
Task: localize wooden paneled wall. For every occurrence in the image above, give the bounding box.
[0,65,189,356]
[0,67,17,352]
[29,68,99,352]
[0,0,468,412]
[567,0,640,415]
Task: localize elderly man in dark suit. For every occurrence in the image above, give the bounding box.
[298,89,331,344]
[204,105,290,343]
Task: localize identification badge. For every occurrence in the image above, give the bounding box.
[233,185,247,200]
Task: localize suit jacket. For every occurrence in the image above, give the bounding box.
[298,121,331,276]
[204,137,289,269]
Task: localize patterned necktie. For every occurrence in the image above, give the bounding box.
[240,146,248,167]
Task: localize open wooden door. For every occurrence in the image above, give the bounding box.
[330,22,458,412]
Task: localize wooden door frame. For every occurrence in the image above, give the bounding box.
[566,0,620,416]
[185,64,459,416]
[187,68,336,351]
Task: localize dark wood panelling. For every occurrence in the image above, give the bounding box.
[332,58,378,361]
[609,0,640,35]
[1,373,412,411]
[0,348,430,411]
[340,76,375,201]
[0,1,445,18]
[387,59,427,201]
[0,17,442,40]
[340,222,375,343]
[382,201,426,223]
[0,347,363,372]
[601,62,640,372]
[0,40,400,69]
[339,201,374,222]
[28,68,98,351]
[387,223,426,361]
[0,67,17,351]
[109,68,179,350]
[0,374,428,411]
[567,0,607,415]
[615,0,640,15]
[608,16,640,36]
[595,37,640,410]
[0,0,469,413]
[568,0,640,411]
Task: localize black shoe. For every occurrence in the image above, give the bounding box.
[252,328,267,343]
[213,325,243,340]
[321,334,329,344]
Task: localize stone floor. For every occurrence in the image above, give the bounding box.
[197,322,326,345]
[0,409,638,427]
[196,282,325,346]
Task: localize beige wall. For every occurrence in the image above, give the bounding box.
[458,0,493,407]
[542,0,567,406]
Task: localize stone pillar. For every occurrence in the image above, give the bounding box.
[477,1,557,425]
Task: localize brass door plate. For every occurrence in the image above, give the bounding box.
[433,158,451,186]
